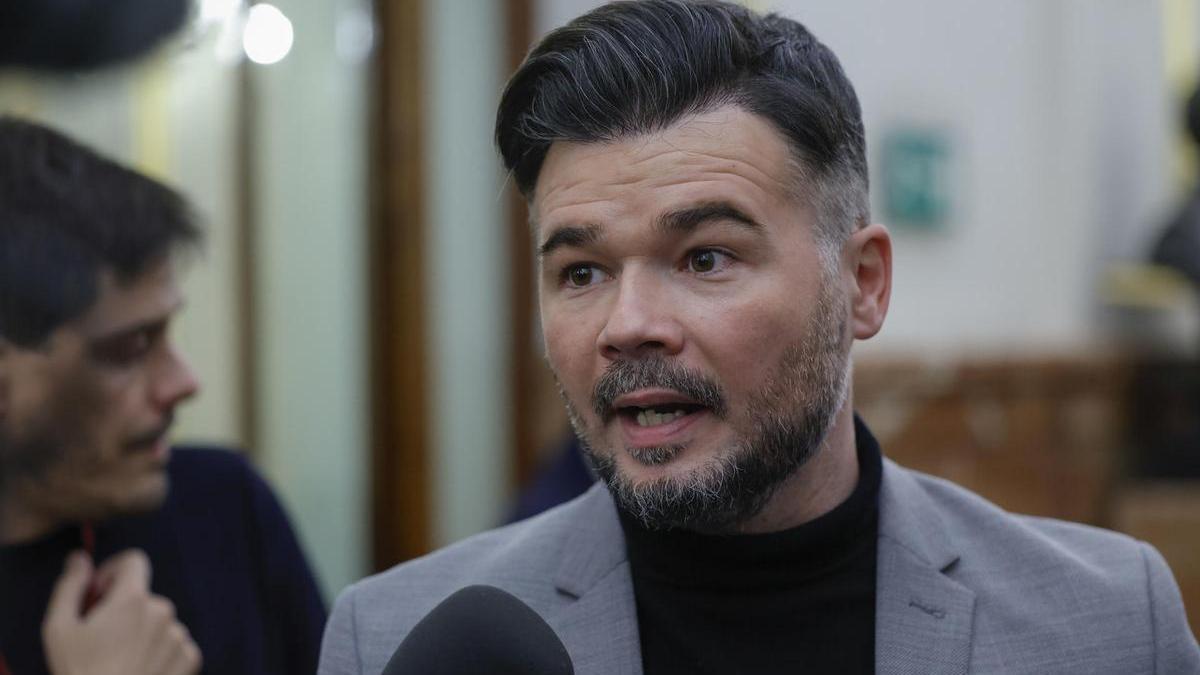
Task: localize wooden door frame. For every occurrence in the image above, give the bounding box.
[505,0,538,490]
[370,0,433,569]
[370,0,539,571]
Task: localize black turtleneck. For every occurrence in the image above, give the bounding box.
[619,416,883,675]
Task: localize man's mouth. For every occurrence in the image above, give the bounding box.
[610,390,712,444]
[590,357,727,426]
[621,403,708,427]
[126,417,173,453]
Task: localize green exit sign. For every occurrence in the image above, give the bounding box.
[881,127,952,231]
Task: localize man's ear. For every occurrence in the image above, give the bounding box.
[844,223,892,340]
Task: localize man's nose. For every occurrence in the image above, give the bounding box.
[152,345,200,409]
[596,271,684,360]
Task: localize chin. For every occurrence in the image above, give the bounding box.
[112,472,171,516]
[615,443,718,482]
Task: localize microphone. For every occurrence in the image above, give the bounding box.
[380,585,575,675]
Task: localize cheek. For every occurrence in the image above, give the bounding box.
[542,304,601,377]
[69,373,140,447]
[544,336,591,401]
[690,292,808,386]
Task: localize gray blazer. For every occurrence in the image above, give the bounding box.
[319,460,1200,674]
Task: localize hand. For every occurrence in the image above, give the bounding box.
[42,549,202,675]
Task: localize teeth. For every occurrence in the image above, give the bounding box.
[635,408,687,427]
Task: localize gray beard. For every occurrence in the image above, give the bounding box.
[557,282,849,533]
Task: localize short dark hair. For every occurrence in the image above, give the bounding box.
[495,0,869,249]
[0,117,201,347]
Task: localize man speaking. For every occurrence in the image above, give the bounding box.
[319,2,1200,673]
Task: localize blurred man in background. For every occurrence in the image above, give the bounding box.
[0,117,326,675]
[1153,85,1200,293]
[321,2,1200,673]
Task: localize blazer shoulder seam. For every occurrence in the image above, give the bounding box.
[349,583,365,675]
[1142,538,1161,672]
[1140,541,1159,675]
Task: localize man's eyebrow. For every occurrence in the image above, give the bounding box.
[88,317,169,345]
[86,300,186,344]
[656,201,763,235]
[537,223,603,259]
[535,202,759,258]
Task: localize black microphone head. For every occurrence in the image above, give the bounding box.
[381,584,574,675]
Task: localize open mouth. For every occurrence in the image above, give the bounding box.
[610,388,714,432]
[620,403,708,427]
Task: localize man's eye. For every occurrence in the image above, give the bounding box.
[92,330,155,365]
[687,249,730,273]
[562,264,609,288]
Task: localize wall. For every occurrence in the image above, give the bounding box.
[423,0,513,547]
[795,0,1171,357]
[251,0,372,599]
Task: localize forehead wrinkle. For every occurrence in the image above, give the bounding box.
[667,146,796,202]
[533,192,616,240]
[680,116,801,204]
[614,142,797,212]
[534,168,595,209]
[535,107,806,238]
[548,138,767,199]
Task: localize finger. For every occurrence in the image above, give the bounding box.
[43,551,93,627]
[93,548,151,589]
[145,620,183,673]
[88,561,117,600]
[95,548,151,598]
[141,596,182,667]
[167,638,203,675]
[171,624,201,672]
[151,621,201,675]
[171,634,203,675]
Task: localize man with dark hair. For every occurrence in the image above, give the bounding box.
[320,2,1200,673]
[0,117,327,675]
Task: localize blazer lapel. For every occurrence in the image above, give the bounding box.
[548,485,643,675]
[876,460,976,675]
[540,463,978,675]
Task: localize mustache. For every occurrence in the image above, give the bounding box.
[591,358,727,421]
[126,414,174,448]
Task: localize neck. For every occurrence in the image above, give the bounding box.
[732,402,860,535]
[0,484,64,546]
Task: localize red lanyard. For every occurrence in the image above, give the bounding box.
[80,523,95,558]
[79,523,100,613]
[0,523,97,675]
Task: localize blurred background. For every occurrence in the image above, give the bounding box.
[3,0,1198,634]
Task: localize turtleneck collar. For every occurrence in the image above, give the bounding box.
[618,415,883,590]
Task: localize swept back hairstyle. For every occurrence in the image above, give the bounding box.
[0,117,201,348]
[495,0,869,253]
